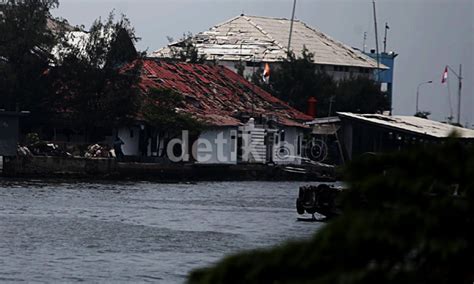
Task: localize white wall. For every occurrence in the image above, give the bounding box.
[118,126,140,156]
[239,119,267,164]
[273,127,304,165]
[195,128,238,164]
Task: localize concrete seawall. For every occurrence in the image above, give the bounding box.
[5,156,117,177]
[3,156,335,181]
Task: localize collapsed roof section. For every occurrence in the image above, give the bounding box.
[151,15,385,69]
[137,59,312,127]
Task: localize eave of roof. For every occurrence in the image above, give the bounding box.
[337,112,474,139]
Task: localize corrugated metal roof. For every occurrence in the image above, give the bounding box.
[338,112,474,138]
[151,15,385,69]
[137,59,312,127]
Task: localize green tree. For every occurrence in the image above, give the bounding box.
[167,32,206,63]
[0,0,62,127]
[188,140,473,283]
[253,48,389,116]
[51,12,142,141]
[234,60,245,77]
[253,48,336,114]
[331,76,389,115]
[142,88,205,158]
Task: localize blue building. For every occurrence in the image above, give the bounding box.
[365,50,398,111]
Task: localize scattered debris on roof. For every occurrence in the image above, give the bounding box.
[338,112,474,138]
[137,59,312,127]
[151,15,385,69]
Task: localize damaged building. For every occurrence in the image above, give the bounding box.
[119,59,313,165]
[151,14,386,81]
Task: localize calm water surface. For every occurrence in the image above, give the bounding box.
[0,180,323,283]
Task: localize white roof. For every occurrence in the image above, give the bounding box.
[338,112,474,139]
[51,30,89,61]
[151,15,385,69]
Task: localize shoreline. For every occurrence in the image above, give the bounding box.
[2,156,338,183]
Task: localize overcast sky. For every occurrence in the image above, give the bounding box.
[53,0,473,127]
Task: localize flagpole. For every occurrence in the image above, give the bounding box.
[458,64,462,125]
[446,64,463,125]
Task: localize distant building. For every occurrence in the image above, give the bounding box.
[364,50,398,110]
[151,15,387,81]
[118,59,312,165]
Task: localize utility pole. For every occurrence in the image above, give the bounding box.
[372,0,380,81]
[287,0,297,57]
[252,53,256,116]
[363,32,367,53]
[458,64,462,125]
[446,64,463,125]
[383,22,389,53]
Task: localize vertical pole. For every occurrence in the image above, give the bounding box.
[416,88,419,114]
[252,54,256,116]
[457,64,462,124]
[383,22,388,53]
[287,0,297,57]
[363,32,367,53]
[372,0,380,81]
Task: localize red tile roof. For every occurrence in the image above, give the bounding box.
[137,59,312,127]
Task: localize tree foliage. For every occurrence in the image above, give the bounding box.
[331,76,390,115]
[51,12,142,141]
[0,0,60,123]
[167,32,206,63]
[0,3,143,140]
[188,140,473,283]
[142,88,205,157]
[143,88,205,135]
[253,48,389,117]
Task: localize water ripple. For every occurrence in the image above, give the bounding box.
[0,179,324,283]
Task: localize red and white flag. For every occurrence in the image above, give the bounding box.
[263,63,271,83]
[441,66,448,84]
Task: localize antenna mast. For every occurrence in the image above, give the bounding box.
[372,0,380,81]
[287,0,297,57]
[446,64,463,125]
[383,22,389,53]
[363,32,367,53]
